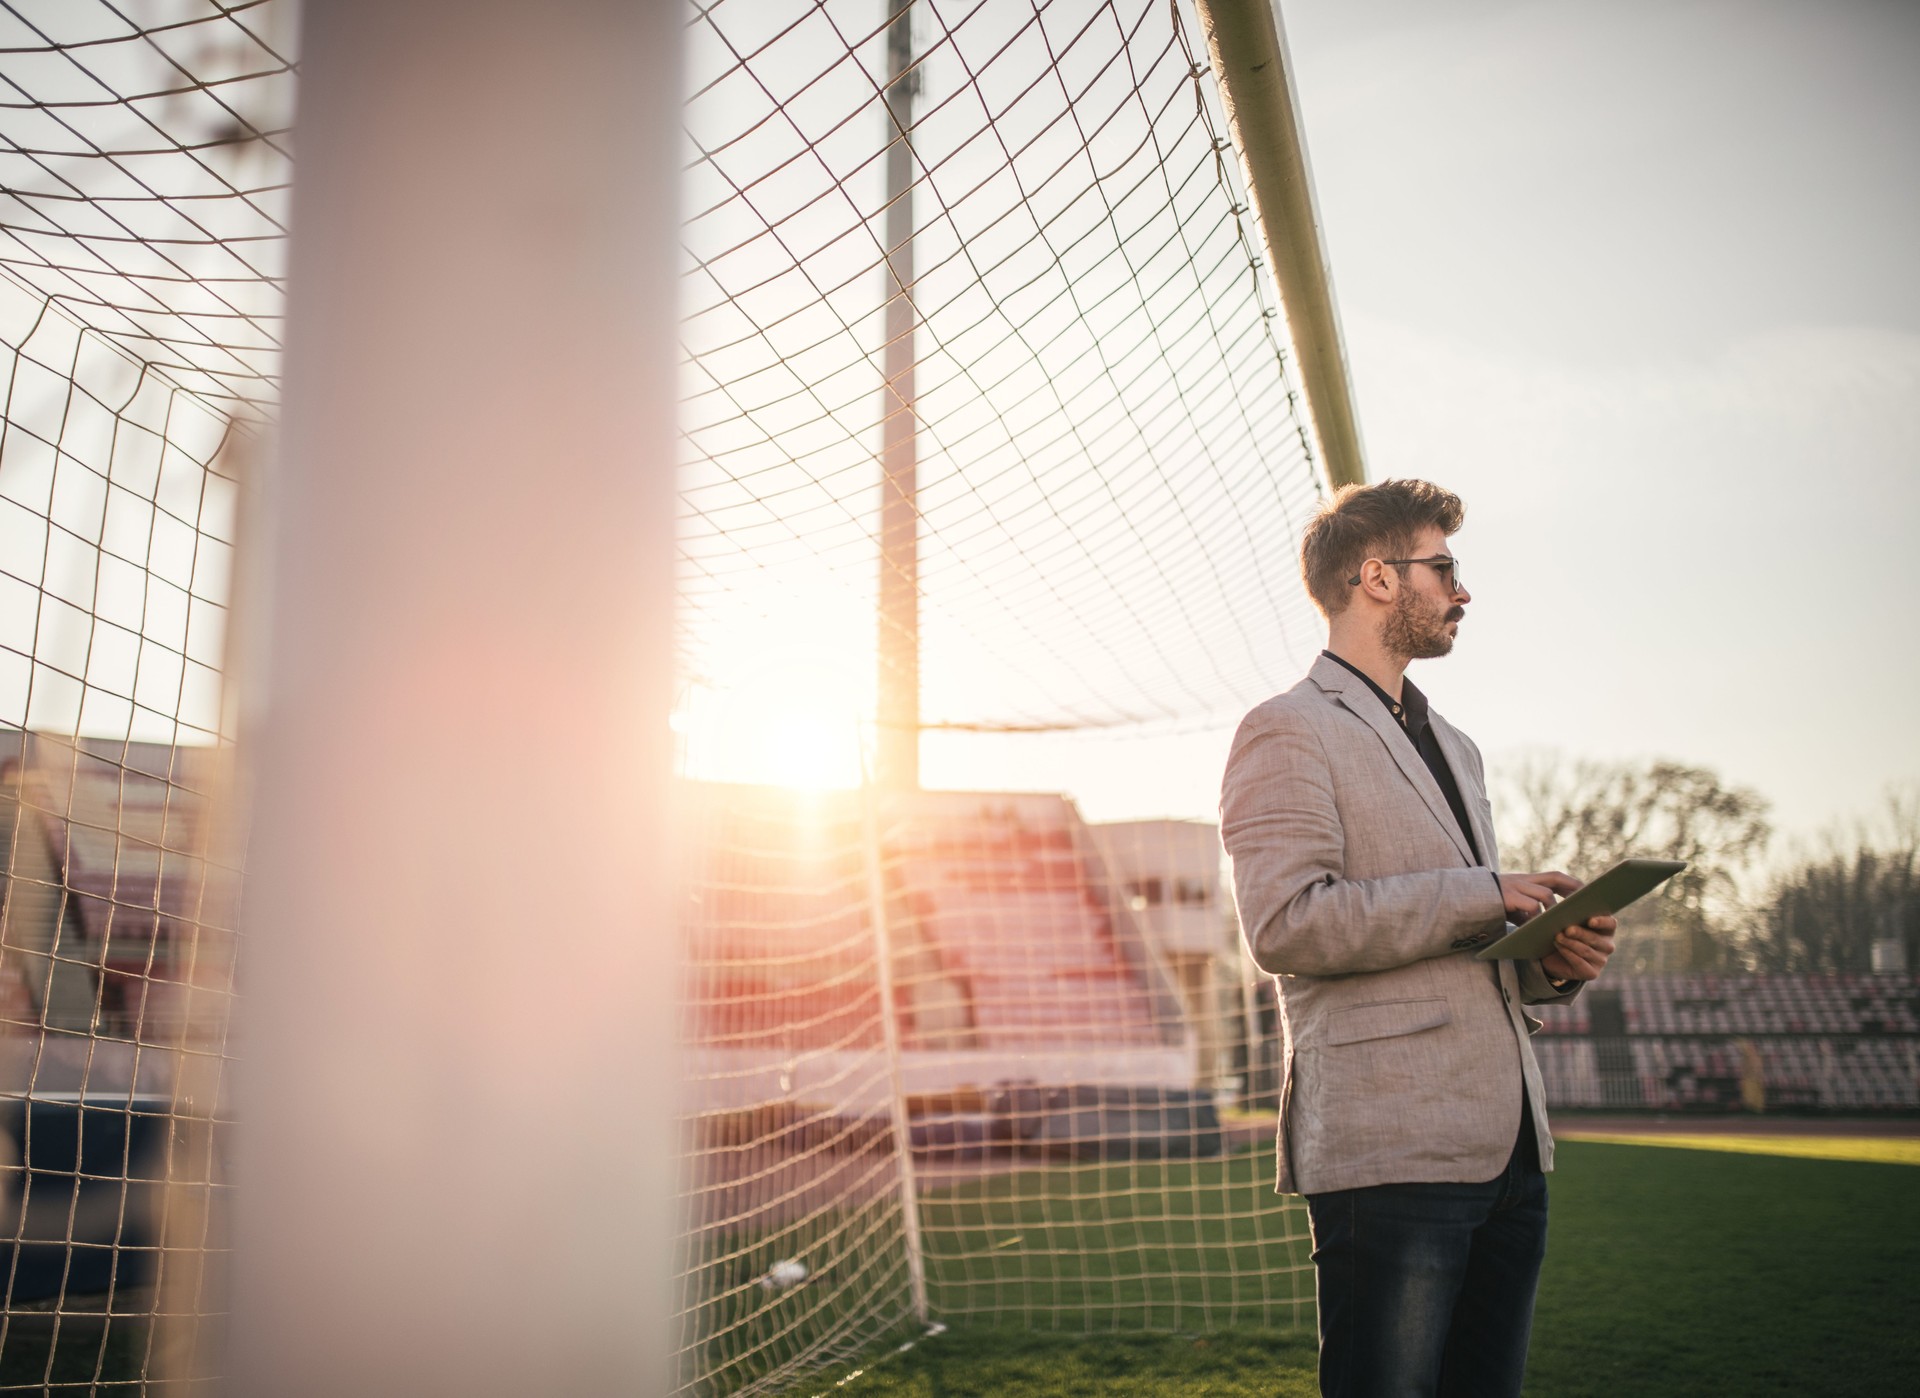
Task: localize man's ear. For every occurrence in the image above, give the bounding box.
[1356,558,1392,604]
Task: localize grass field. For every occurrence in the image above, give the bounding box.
[919,1142,1314,1332]
[3,1133,1913,1394]
[843,1135,1920,1396]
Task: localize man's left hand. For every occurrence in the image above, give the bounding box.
[1541,915,1616,983]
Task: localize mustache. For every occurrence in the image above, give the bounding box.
[1445,606,1465,622]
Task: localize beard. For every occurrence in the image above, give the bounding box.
[1383,587,1463,661]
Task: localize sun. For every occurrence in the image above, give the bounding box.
[677,656,866,791]
[735,695,863,790]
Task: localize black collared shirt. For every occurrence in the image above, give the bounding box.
[1320,653,1557,1140]
[1320,655,1563,1131]
[1322,650,1482,864]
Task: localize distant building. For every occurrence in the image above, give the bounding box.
[1089,819,1241,1092]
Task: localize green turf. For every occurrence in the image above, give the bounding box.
[836,1139,1920,1396]
[832,1327,1321,1396]
[1529,1140,1920,1396]
[919,1148,1313,1331]
[5,1139,1914,1394]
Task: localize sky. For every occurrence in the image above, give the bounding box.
[930,0,1920,847]
[1284,0,1920,842]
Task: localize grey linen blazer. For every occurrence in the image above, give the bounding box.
[1221,654,1578,1195]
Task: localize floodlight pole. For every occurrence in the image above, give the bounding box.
[228,2,680,1394]
[877,0,921,789]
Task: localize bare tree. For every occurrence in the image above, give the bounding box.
[1493,753,1772,972]
[1751,789,1919,974]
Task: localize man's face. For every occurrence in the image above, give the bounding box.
[1380,525,1468,661]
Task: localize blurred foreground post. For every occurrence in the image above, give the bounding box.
[229,2,679,1393]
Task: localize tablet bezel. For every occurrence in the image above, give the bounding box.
[1474,857,1689,961]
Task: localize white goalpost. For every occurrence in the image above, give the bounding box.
[228,1,683,1395]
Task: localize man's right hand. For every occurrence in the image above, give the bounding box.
[1498,870,1581,923]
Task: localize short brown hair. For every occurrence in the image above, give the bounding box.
[1300,478,1465,616]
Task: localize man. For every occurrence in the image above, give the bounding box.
[1220,479,1616,1397]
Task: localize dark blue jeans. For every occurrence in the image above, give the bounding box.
[1304,1136,1548,1398]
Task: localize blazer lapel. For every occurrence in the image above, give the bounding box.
[1430,714,1496,867]
[1310,656,1474,866]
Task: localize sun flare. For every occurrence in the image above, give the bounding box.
[677,654,867,791]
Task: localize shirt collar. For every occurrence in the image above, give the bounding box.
[1320,649,1430,737]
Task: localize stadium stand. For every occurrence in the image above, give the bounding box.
[680,779,1224,1225]
[1533,974,1920,1112]
[1,734,219,1082]
[682,785,881,1055]
[683,782,1185,1082]
[885,793,1171,1055]
[1,734,227,1326]
[1620,973,1920,1036]
[1532,1038,1605,1110]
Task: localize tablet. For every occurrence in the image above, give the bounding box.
[1475,858,1688,961]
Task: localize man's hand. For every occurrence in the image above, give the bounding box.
[1498,870,1581,923]
[1541,915,1617,983]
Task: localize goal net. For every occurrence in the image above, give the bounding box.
[0,0,1331,1392]
[0,301,250,1385]
[675,0,1324,1392]
[0,0,286,1387]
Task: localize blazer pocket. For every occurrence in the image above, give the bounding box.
[1325,997,1452,1047]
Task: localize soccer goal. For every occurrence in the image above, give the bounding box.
[0,1,1349,1393]
[675,0,1342,1391]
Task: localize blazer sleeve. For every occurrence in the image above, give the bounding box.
[1441,724,1584,1006]
[1221,707,1507,978]
[1516,959,1584,1005]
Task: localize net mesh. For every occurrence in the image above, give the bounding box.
[674,0,1323,1390]
[674,774,1314,1396]
[0,0,289,420]
[678,0,1325,742]
[0,316,246,1391]
[676,782,917,1396]
[0,0,284,1387]
[2,0,1328,1393]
